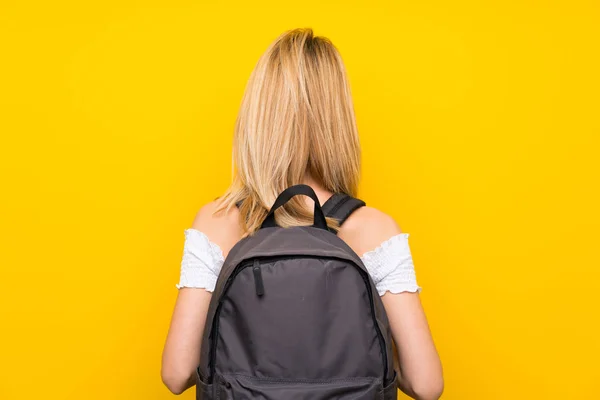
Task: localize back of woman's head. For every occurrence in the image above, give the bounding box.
[217,28,362,235]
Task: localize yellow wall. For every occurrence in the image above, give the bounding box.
[1,1,598,399]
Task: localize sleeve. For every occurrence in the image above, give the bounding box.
[360,233,422,296]
[175,228,225,292]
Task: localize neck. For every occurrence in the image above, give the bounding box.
[301,173,333,205]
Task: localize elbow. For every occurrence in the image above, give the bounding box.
[413,385,444,400]
[409,376,444,400]
[161,365,193,395]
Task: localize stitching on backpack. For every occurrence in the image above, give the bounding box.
[222,373,381,385]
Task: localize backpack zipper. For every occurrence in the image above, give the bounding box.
[207,255,389,384]
[252,259,265,296]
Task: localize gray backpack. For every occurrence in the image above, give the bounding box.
[196,184,397,399]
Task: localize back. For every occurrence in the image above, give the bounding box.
[195,185,397,400]
[198,193,399,261]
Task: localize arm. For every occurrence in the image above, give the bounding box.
[161,201,241,394]
[383,292,443,400]
[161,288,212,394]
[340,207,443,400]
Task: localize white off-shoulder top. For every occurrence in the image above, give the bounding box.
[176,228,422,296]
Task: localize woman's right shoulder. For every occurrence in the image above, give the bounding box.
[337,206,404,257]
[190,200,244,257]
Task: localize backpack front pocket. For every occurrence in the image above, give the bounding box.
[378,371,398,400]
[196,367,214,400]
[217,374,381,400]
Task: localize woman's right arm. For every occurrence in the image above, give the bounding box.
[382,292,443,400]
[340,206,444,400]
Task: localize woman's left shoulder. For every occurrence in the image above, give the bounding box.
[190,199,244,258]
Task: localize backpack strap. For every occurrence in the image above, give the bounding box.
[261,184,328,230]
[236,192,365,230]
[322,193,366,231]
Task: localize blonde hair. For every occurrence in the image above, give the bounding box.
[215,28,361,236]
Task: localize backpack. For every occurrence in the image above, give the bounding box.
[196,184,397,399]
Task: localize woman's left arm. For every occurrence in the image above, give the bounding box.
[162,288,212,394]
[162,201,241,394]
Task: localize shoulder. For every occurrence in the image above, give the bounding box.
[337,205,403,257]
[190,200,243,257]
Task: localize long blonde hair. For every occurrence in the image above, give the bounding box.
[215,28,362,236]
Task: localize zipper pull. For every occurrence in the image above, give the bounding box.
[252,259,265,296]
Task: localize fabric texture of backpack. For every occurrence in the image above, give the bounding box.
[196,184,397,399]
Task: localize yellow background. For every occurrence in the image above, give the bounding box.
[1,1,599,399]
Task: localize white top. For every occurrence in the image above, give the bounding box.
[176,228,422,296]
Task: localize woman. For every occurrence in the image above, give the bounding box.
[162,28,443,399]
